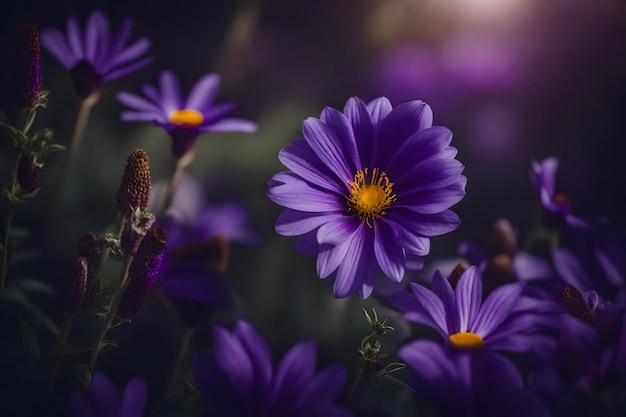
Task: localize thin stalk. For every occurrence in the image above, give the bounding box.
[1,152,22,293]
[88,255,133,372]
[157,152,194,217]
[48,313,74,391]
[167,326,195,391]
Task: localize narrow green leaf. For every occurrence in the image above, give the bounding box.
[1,287,59,336]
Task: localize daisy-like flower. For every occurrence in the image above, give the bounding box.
[267,96,466,298]
[399,339,550,417]
[390,265,553,353]
[41,9,152,100]
[192,319,353,417]
[70,372,147,417]
[117,70,257,158]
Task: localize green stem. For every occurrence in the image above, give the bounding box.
[158,152,194,217]
[167,326,195,391]
[48,313,74,391]
[1,150,23,293]
[88,254,133,372]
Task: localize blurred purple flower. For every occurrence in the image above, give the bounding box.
[192,319,353,417]
[70,372,147,417]
[390,265,555,354]
[530,157,597,230]
[399,339,550,417]
[41,9,152,99]
[267,96,466,299]
[117,70,257,158]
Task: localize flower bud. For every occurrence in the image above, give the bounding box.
[62,257,88,313]
[17,154,43,193]
[562,284,596,324]
[118,226,167,319]
[76,232,102,274]
[115,149,151,214]
[121,209,156,256]
[20,24,43,110]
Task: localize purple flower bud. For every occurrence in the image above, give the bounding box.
[115,149,151,214]
[562,284,596,324]
[17,154,43,193]
[63,257,88,313]
[118,226,167,319]
[121,210,156,256]
[20,24,43,110]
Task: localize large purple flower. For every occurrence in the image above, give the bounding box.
[192,319,353,417]
[399,339,550,417]
[70,372,147,417]
[390,265,556,354]
[117,70,257,158]
[267,96,466,299]
[41,9,152,99]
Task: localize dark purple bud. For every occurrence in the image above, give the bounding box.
[487,218,517,257]
[562,284,596,324]
[447,262,468,289]
[76,232,102,274]
[17,154,43,193]
[20,24,43,110]
[63,257,88,313]
[118,226,167,319]
[70,59,101,101]
[121,210,156,256]
[115,149,151,214]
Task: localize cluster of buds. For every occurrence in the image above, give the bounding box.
[353,308,412,392]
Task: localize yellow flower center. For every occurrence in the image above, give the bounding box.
[347,168,396,224]
[169,109,204,126]
[448,332,485,350]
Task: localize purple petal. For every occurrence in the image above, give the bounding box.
[373,221,405,282]
[317,242,349,278]
[185,73,220,109]
[84,10,107,63]
[394,157,464,194]
[513,252,553,281]
[105,38,151,69]
[343,97,374,166]
[398,339,457,381]
[103,19,132,63]
[117,91,165,114]
[141,84,162,103]
[102,56,153,82]
[366,97,393,127]
[159,71,182,114]
[204,118,257,133]
[396,177,466,214]
[212,325,254,401]
[268,341,316,406]
[278,138,345,194]
[317,216,359,245]
[333,223,371,297]
[65,15,84,59]
[120,111,168,124]
[41,29,76,68]
[234,320,273,391]
[431,270,459,332]
[553,248,594,293]
[385,219,430,256]
[404,282,449,337]
[391,209,461,237]
[295,365,347,409]
[267,173,342,213]
[320,106,360,172]
[455,266,482,332]
[302,117,354,185]
[87,372,121,416]
[119,376,148,417]
[276,210,341,236]
[472,283,524,337]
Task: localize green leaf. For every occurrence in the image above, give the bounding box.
[100,339,118,350]
[0,287,59,336]
[17,314,40,358]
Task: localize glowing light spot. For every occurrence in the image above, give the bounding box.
[169,109,204,126]
[448,332,485,350]
[347,168,396,224]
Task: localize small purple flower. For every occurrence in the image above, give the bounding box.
[399,339,550,417]
[390,265,554,353]
[192,319,353,417]
[117,70,257,158]
[41,10,152,100]
[529,156,595,230]
[70,372,147,417]
[267,96,466,299]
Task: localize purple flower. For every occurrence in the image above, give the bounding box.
[41,10,152,100]
[117,70,257,158]
[267,96,466,299]
[530,156,595,230]
[390,265,553,353]
[70,372,147,417]
[399,339,550,417]
[192,319,353,417]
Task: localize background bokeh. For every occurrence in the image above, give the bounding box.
[1,0,626,416]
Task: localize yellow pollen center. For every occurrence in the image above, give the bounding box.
[169,109,204,126]
[347,168,396,223]
[448,332,485,350]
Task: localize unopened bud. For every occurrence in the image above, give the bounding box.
[76,232,102,274]
[62,257,88,313]
[121,209,156,256]
[448,262,468,289]
[20,24,43,110]
[562,284,596,324]
[115,149,151,214]
[17,154,43,193]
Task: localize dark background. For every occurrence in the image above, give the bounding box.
[1,0,626,416]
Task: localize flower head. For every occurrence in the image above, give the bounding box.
[267,96,466,298]
[41,9,152,100]
[62,257,88,313]
[399,339,550,417]
[117,71,257,158]
[192,319,353,417]
[115,149,151,214]
[19,24,43,110]
[390,265,551,353]
[70,372,147,417]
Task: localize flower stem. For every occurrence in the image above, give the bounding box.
[158,152,194,217]
[167,326,195,391]
[48,313,74,391]
[0,151,23,293]
[88,254,133,372]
